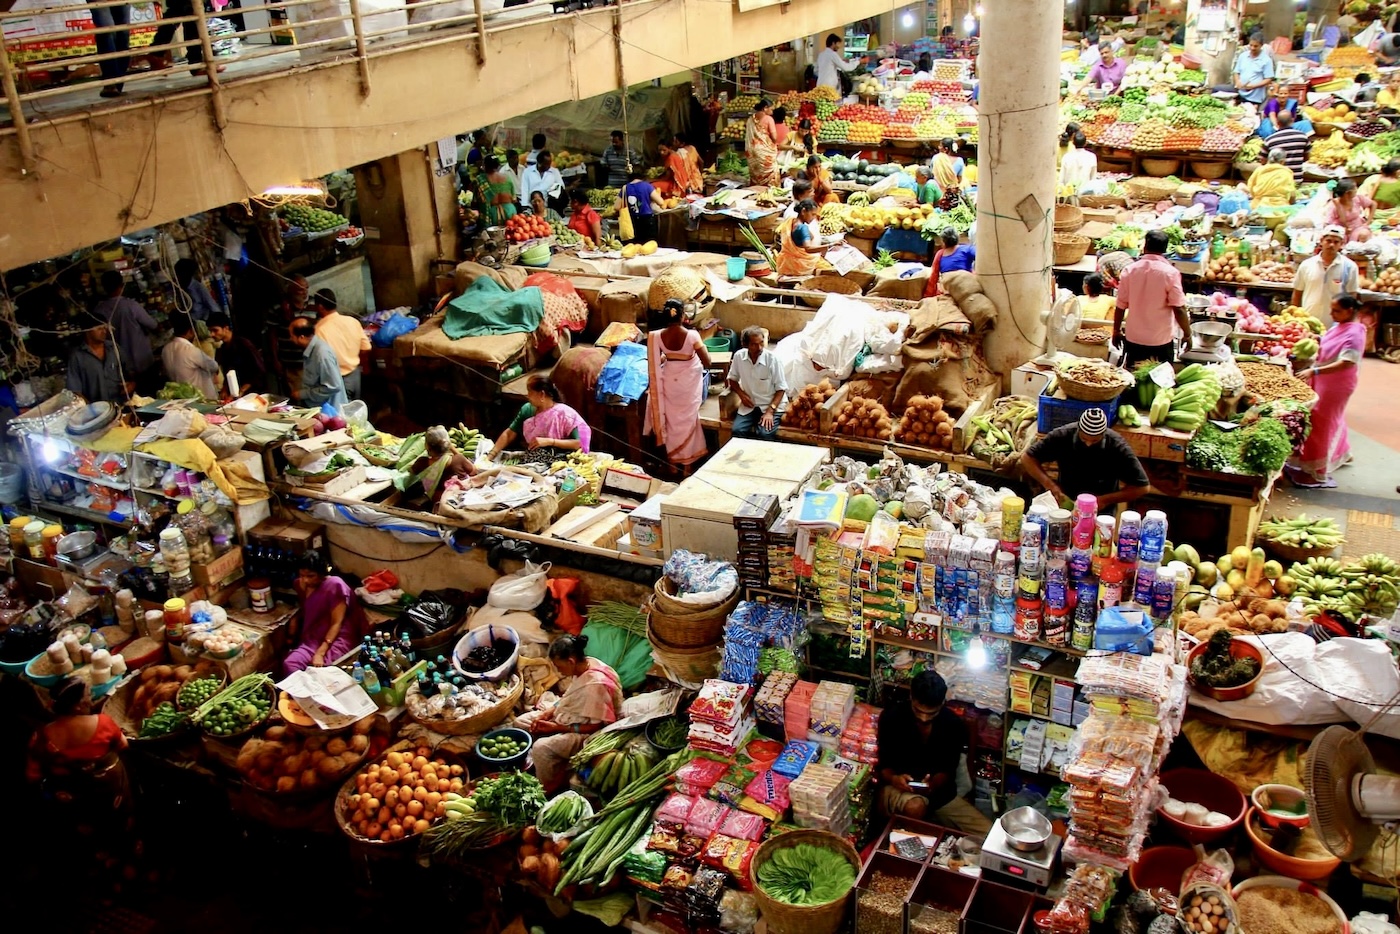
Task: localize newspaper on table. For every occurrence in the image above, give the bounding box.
[276,666,378,729]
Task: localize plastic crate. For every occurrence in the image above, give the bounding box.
[1036,390,1121,434]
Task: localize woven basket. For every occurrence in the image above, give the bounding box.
[105,675,198,744]
[1140,157,1183,178]
[354,444,399,467]
[1053,203,1084,232]
[649,578,738,648]
[799,274,864,308]
[1077,193,1128,210]
[404,674,522,736]
[335,740,468,848]
[1058,366,1134,402]
[1261,538,1343,564]
[1125,177,1181,203]
[750,829,861,934]
[646,624,722,685]
[1190,160,1231,180]
[1053,234,1092,266]
[199,682,278,743]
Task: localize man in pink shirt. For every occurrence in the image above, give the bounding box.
[1085,44,1127,93]
[1113,229,1191,367]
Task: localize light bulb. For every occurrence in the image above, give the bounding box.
[963,14,975,32]
[901,10,915,29]
[967,637,987,669]
[41,437,59,464]
[975,5,984,17]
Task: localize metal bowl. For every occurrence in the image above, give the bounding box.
[1000,806,1052,852]
[57,530,97,559]
[1191,320,1234,349]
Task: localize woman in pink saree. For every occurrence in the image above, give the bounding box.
[514,634,623,792]
[645,299,712,469]
[486,375,592,460]
[1287,294,1367,489]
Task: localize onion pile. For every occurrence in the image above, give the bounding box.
[783,379,837,432]
[894,395,956,449]
[834,396,893,440]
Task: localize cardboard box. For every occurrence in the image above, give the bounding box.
[1149,428,1191,463]
[276,518,325,555]
[193,547,245,590]
[247,517,291,548]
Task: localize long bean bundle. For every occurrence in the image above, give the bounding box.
[587,601,647,638]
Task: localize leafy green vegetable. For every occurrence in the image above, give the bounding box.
[715,151,748,176]
[471,771,547,828]
[757,843,856,906]
[1186,422,1240,473]
[872,249,896,269]
[1239,419,1292,474]
[157,381,204,400]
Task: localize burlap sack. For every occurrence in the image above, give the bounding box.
[437,490,558,534]
[894,361,973,415]
[596,279,652,331]
[453,261,527,295]
[941,270,983,304]
[844,375,899,411]
[868,267,928,302]
[906,296,971,344]
[960,293,999,332]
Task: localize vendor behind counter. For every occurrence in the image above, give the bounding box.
[1021,408,1150,507]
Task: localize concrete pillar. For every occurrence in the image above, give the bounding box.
[1264,0,1297,46]
[1185,0,1238,87]
[353,147,460,311]
[975,0,1061,381]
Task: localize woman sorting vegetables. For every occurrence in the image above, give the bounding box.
[27,677,132,836]
[284,550,368,676]
[1286,294,1369,489]
[485,376,592,461]
[513,634,623,793]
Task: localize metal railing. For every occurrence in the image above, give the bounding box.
[0,0,622,169]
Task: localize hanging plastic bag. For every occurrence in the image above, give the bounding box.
[487,559,551,610]
[618,202,635,242]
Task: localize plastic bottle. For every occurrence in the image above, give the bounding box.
[400,633,416,663]
[1139,509,1169,565]
[1001,495,1025,545]
[1151,571,1176,621]
[991,550,1016,634]
[1045,557,1069,611]
[1072,494,1098,531]
[361,664,382,696]
[1019,519,1044,572]
[1132,558,1158,607]
[1014,595,1043,642]
[352,662,366,686]
[1072,579,1099,651]
[1098,561,1124,611]
[1047,508,1072,558]
[1116,511,1142,565]
[1092,516,1117,578]
[1027,503,1051,545]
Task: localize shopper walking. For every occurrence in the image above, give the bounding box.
[1287,294,1368,489]
[90,1,132,98]
[312,289,369,401]
[1113,229,1190,367]
[94,270,159,391]
[1232,32,1274,106]
[618,168,663,243]
[645,299,711,470]
[745,99,780,187]
[600,130,635,189]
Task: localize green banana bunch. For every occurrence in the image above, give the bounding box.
[448,425,483,457]
[1257,515,1344,549]
[1360,553,1400,577]
[1118,404,1143,428]
[1293,338,1319,361]
[584,743,657,801]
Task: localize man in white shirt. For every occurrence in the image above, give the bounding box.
[519,150,565,210]
[162,315,221,400]
[526,133,546,168]
[1291,225,1359,329]
[815,33,864,93]
[504,149,524,195]
[725,326,788,440]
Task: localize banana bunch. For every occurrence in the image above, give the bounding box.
[818,202,849,236]
[1118,404,1143,428]
[1257,514,1344,550]
[1149,363,1220,430]
[448,425,483,457]
[966,397,1037,459]
[1289,554,1400,621]
[1358,553,1400,577]
[585,742,657,800]
[1292,337,1319,362]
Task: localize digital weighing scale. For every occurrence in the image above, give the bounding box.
[979,819,1062,890]
[1177,319,1235,365]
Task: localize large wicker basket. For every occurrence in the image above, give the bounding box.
[335,740,469,848]
[1078,193,1127,209]
[649,577,739,648]
[646,624,722,685]
[1260,538,1343,564]
[750,829,861,934]
[404,675,522,736]
[1190,160,1231,180]
[1053,234,1093,266]
[1057,364,1134,402]
[1053,203,1084,232]
[799,274,864,308]
[1125,176,1181,203]
[1140,157,1183,178]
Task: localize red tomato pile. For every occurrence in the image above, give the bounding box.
[833,103,890,125]
[505,214,551,242]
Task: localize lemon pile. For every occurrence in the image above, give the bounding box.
[845,202,937,231]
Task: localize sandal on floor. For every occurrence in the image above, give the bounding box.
[99,85,125,98]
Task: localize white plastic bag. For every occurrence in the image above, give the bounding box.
[486,559,551,610]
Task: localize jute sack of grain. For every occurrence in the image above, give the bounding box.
[959,292,999,332]
[941,270,983,304]
[893,360,973,414]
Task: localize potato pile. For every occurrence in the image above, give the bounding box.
[1180,596,1289,642]
[834,396,893,440]
[127,663,223,727]
[343,746,466,843]
[236,718,374,794]
[1206,252,1253,283]
[1249,261,1294,284]
[894,394,955,450]
[1365,267,1400,295]
[783,379,837,432]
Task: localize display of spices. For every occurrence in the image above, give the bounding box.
[857,870,915,934]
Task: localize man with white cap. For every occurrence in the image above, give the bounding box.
[1021,409,1151,507]
[1291,225,1358,329]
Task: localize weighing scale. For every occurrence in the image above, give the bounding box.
[979,819,1062,890]
[1177,320,1235,365]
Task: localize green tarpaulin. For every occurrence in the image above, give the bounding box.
[443,276,544,340]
